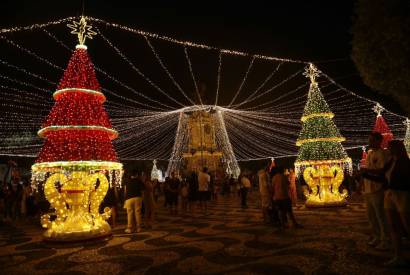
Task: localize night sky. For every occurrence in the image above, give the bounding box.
[1,0,403,114]
[1,0,406,172]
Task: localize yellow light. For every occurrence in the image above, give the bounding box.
[67,16,97,45]
[302,165,348,207]
[300,112,334,122]
[40,171,112,242]
[294,157,352,167]
[296,137,346,146]
[32,160,122,171]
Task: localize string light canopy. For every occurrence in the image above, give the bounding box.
[0,16,407,167]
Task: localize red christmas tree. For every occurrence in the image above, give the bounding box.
[359,146,367,168]
[36,45,118,163]
[373,115,393,149]
[269,157,276,172]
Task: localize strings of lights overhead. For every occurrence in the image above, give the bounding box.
[0,16,407,164]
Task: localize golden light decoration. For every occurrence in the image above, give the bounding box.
[303,165,348,207]
[67,16,97,46]
[40,171,112,241]
[300,112,334,122]
[295,137,346,146]
[303,63,320,84]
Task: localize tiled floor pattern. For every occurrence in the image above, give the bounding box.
[1,193,409,274]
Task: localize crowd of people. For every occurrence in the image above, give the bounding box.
[116,165,304,234]
[0,161,38,222]
[359,133,410,267]
[0,132,409,267]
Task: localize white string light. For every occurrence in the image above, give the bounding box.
[97,28,186,108]
[183,46,202,105]
[0,16,407,164]
[145,36,196,106]
[228,56,255,107]
[214,51,222,106]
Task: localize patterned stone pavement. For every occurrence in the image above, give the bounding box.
[1,192,409,275]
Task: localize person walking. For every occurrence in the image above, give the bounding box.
[240,174,251,209]
[20,179,31,218]
[198,167,211,214]
[383,140,410,267]
[272,166,301,229]
[258,165,271,223]
[361,132,391,250]
[188,172,198,215]
[168,172,180,215]
[180,180,189,214]
[153,179,160,203]
[143,174,156,229]
[124,170,145,233]
[288,168,297,206]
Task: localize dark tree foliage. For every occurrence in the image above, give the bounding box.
[352,0,410,115]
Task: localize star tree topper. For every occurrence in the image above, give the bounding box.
[372,103,384,117]
[67,16,97,45]
[303,63,321,84]
[404,118,410,127]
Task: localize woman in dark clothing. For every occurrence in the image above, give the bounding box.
[188,172,198,214]
[383,140,410,267]
[163,177,171,208]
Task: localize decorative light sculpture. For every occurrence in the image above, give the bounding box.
[295,64,351,207]
[31,17,123,242]
[151,159,162,181]
[372,103,393,149]
[404,118,410,156]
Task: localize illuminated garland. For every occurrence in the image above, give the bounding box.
[38,125,118,139]
[296,137,345,146]
[53,88,105,102]
[32,160,122,171]
[294,158,352,167]
[301,112,334,122]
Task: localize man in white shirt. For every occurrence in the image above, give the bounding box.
[198,167,211,213]
[361,132,391,250]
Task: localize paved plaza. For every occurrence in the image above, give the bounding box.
[1,193,409,275]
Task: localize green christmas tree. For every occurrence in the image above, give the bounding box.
[295,64,351,173]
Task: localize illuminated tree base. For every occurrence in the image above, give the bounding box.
[32,162,122,242]
[303,165,348,208]
[305,198,347,208]
[42,214,112,242]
